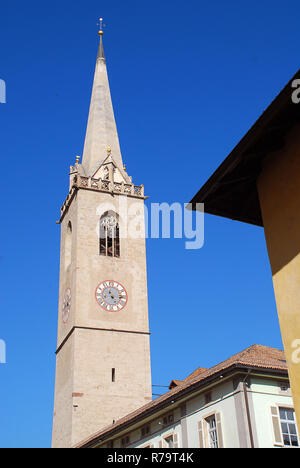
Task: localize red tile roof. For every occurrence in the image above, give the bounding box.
[184,367,208,381]
[77,344,287,448]
[168,379,184,389]
[169,367,208,389]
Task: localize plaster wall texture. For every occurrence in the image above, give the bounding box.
[257,124,300,431]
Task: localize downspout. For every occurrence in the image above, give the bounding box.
[242,371,255,448]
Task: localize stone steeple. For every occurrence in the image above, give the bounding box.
[52,22,152,448]
[82,27,123,175]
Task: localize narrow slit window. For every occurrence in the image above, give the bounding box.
[65,221,72,270]
[112,368,115,382]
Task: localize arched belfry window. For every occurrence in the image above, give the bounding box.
[99,211,120,258]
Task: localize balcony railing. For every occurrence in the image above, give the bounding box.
[60,176,145,218]
[76,176,144,197]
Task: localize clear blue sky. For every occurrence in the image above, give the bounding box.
[0,0,299,448]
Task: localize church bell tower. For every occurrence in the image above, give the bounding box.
[52,22,152,448]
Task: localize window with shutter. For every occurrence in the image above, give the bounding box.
[164,435,174,448]
[279,407,299,447]
[141,424,150,438]
[198,420,204,448]
[121,435,130,448]
[205,392,212,405]
[162,412,174,426]
[215,413,224,448]
[271,406,284,445]
[206,415,218,448]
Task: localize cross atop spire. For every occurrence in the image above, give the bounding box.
[97,18,105,61]
[81,20,123,175]
[98,17,104,35]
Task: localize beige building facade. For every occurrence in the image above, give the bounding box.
[52,30,152,448]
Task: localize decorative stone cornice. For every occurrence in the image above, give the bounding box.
[58,175,145,224]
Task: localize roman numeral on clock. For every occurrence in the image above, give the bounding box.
[95,280,128,312]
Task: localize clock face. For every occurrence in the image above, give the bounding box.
[95,281,127,312]
[62,288,71,324]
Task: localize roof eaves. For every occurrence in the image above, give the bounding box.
[76,360,287,448]
[187,68,300,227]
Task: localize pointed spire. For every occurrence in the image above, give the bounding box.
[82,19,123,175]
[97,35,105,62]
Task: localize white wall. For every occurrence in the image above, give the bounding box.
[185,379,240,448]
[250,377,296,448]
